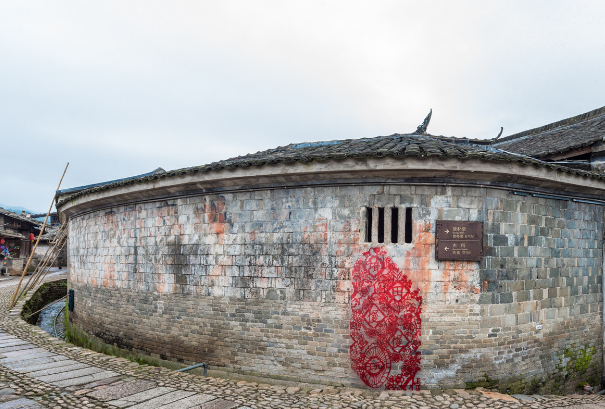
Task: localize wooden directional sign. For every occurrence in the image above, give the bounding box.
[435,220,483,261]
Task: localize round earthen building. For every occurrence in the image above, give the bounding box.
[58,116,605,392]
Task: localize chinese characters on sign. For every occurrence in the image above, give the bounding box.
[435,220,483,261]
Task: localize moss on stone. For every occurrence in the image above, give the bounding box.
[572,346,596,374]
[465,374,498,390]
[65,319,346,387]
[559,344,597,376]
[498,376,545,395]
[552,344,601,393]
[21,280,67,325]
[65,321,162,368]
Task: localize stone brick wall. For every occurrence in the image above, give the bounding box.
[67,185,603,391]
[22,279,67,325]
[33,244,67,268]
[7,258,24,276]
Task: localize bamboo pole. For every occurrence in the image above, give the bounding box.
[16,224,68,302]
[19,225,60,294]
[21,223,66,291]
[10,163,69,308]
[19,224,68,299]
[23,295,67,319]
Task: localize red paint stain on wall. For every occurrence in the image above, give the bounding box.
[193,196,231,243]
[350,247,422,390]
[400,221,477,298]
[401,221,433,296]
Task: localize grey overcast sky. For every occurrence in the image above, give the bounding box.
[1,1,605,212]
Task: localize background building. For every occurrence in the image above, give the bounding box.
[0,208,40,275]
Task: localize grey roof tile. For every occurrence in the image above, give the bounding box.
[0,229,26,240]
[0,208,42,227]
[56,133,605,209]
[493,106,605,157]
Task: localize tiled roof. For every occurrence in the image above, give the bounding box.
[38,225,60,241]
[56,134,605,208]
[493,106,605,157]
[0,229,26,240]
[0,208,42,227]
[57,168,165,195]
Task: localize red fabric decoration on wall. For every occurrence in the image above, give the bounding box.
[350,247,422,390]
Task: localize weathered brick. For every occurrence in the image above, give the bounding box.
[66,187,603,392]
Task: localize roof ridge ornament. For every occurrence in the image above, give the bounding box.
[494,127,504,142]
[414,109,432,135]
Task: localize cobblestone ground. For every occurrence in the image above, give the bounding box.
[0,274,603,408]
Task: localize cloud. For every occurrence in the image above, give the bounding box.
[1,1,605,210]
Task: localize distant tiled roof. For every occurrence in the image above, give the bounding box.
[0,229,26,240]
[56,134,605,208]
[493,106,605,157]
[38,229,58,241]
[0,208,42,226]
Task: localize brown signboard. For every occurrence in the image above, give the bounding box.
[435,220,483,261]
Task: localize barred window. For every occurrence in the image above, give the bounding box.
[362,207,412,244]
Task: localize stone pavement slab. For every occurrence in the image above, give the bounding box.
[126,390,197,408]
[0,345,36,353]
[0,340,32,347]
[0,338,28,343]
[480,390,519,402]
[0,344,37,351]
[0,397,19,405]
[200,399,239,409]
[107,386,176,407]
[0,398,45,408]
[26,362,89,377]
[512,393,536,402]
[159,393,217,408]
[80,375,123,388]
[0,352,56,364]
[36,365,104,383]
[10,358,75,373]
[52,369,119,387]
[87,379,157,401]
[0,349,47,359]
[1,356,68,370]
[0,339,26,344]
[0,341,30,349]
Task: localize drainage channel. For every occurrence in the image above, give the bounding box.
[35,300,66,340]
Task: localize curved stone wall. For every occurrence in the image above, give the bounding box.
[67,184,603,391]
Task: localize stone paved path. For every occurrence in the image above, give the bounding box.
[0,275,603,408]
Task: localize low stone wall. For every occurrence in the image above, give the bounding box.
[21,279,67,325]
[32,245,68,269]
[7,258,24,276]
